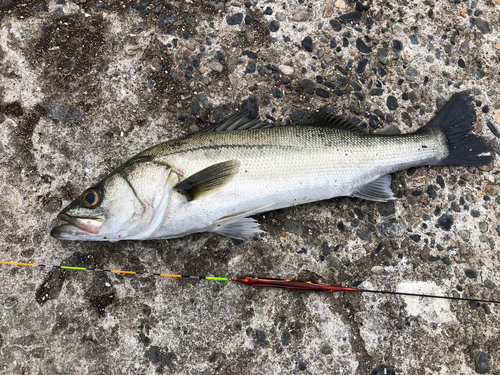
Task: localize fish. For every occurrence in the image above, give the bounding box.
[51,92,493,241]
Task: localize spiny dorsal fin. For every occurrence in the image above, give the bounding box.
[174,160,240,201]
[197,109,274,133]
[352,175,395,202]
[298,106,364,132]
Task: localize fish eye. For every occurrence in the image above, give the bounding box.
[81,189,101,208]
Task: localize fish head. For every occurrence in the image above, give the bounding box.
[51,162,175,241]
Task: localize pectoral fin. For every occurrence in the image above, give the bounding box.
[174,160,240,201]
[352,175,395,202]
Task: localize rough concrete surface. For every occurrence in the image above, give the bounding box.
[0,0,499,374]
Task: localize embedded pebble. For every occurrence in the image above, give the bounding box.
[226,13,243,25]
[438,214,454,231]
[464,269,478,279]
[279,65,294,75]
[293,10,310,22]
[290,109,305,122]
[206,61,223,73]
[269,20,280,32]
[302,37,313,52]
[475,352,490,374]
[356,38,372,54]
[387,96,398,110]
[371,266,385,275]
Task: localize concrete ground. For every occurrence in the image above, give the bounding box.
[1,0,499,374]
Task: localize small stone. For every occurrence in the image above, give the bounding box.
[406,67,419,76]
[420,245,431,260]
[427,185,437,199]
[438,214,453,231]
[357,58,369,73]
[315,88,330,98]
[324,2,334,17]
[302,36,313,52]
[338,11,362,23]
[464,269,478,279]
[459,230,471,241]
[378,201,395,216]
[494,110,500,122]
[281,330,292,346]
[392,40,403,52]
[377,48,389,65]
[409,34,419,45]
[269,20,280,32]
[475,352,490,374]
[273,87,284,99]
[206,61,223,73]
[166,14,178,24]
[211,106,229,122]
[356,38,372,54]
[484,279,496,289]
[191,101,201,115]
[404,47,414,62]
[245,15,252,25]
[334,0,346,9]
[329,19,342,31]
[484,184,498,196]
[226,13,243,26]
[369,116,380,128]
[321,345,332,355]
[442,256,451,265]
[255,330,267,343]
[290,109,305,122]
[371,266,385,275]
[263,6,273,15]
[245,61,256,74]
[475,18,491,34]
[387,96,398,110]
[356,227,372,241]
[458,58,465,68]
[279,65,294,75]
[293,10,310,22]
[298,361,307,371]
[198,93,210,109]
[299,78,315,95]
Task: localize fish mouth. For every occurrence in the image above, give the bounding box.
[51,213,104,239]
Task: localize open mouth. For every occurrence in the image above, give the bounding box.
[56,213,104,234]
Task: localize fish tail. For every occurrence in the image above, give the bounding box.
[420,91,493,166]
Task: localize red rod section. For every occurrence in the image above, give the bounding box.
[231,277,364,292]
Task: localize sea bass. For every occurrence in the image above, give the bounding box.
[51,92,493,241]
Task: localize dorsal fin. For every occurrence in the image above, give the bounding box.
[298,106,365,132]
[197,109,274,133]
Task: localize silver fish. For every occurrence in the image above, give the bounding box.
[51,92,492,241]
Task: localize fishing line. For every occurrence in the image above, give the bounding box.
[1,261,498,304]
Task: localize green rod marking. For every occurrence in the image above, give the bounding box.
[60,266,87,270]
[206,277,229,281]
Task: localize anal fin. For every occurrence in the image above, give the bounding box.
[212,204,274,240]
[352,175,395,202]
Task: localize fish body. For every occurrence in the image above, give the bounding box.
[51,92,493,241]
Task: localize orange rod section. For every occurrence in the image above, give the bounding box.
[161,274,182,277]
[111,270,136,275]
[0,261,38,267]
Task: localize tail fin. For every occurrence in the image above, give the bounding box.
[421,91,493,166]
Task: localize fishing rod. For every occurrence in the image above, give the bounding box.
[1,261,498,304]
